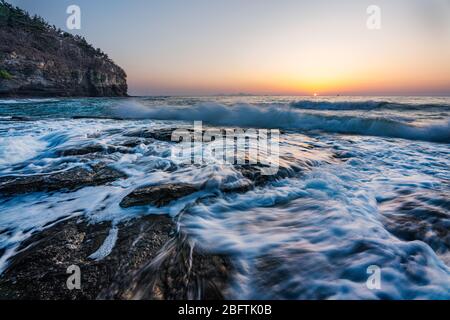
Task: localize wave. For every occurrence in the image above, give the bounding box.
[290,100,392,110]
[0,136,47,166]
[0,98,61,105]
[290,100,450,111]
[112,101,450,143]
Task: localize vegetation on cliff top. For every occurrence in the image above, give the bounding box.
[0,0,111,62]
[0,0,127,97]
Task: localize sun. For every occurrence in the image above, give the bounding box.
[313,93,318,97]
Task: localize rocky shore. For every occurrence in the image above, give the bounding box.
[0,214,230,300]
[0,125,325,300]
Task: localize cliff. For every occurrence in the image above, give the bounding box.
[0,1,128,97]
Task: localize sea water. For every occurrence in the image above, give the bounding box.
[0,96,449,299]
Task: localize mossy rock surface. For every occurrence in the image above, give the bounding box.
[0,69,12,80]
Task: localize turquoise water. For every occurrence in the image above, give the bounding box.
[0,96,449,299]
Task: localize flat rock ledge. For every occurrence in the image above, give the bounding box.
[56,144,133,157]
[0,163,126,195]
[0,214,230,300]
[119,162,306,209]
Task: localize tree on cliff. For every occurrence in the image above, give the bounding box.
[0,0,127,97]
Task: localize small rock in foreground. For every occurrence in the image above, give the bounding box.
[119,183,198,208]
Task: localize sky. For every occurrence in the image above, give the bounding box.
[9,0,450,96]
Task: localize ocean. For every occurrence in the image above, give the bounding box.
[0,96,449,299]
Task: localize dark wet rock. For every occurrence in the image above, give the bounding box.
[56,144,132,157]
[124,128,181,142]
[234,165,274,187]
[9,116,33,121]
[56,144,106,156]
[234,159,305,188]
[379,191,450,255]
[151,128,185,142]
[124,127,285,144]
[0,217,111,299]
[124,127,207,142]
[380,197,450,255]
[332,150,356,159]
[384,214,449,254]
[71,116,124,121]
[120,139,147,148]
[223,159,278,193]
[104,233,230,300]
[0,163,127,195]
[0,214,230,300]
[123,127,243,143]
[219,180,254,194]
[0,228,11,236]
[120,184,198,208]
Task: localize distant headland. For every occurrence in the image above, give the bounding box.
[0,1,127,97]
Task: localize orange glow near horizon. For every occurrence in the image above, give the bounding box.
[13,0,450,96]
[128,40,450,96]
[128,61,450,96]
[108,1,450,96]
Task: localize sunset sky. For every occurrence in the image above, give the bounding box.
[9,0,450,96]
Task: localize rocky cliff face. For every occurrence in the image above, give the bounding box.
[0,2,127,97]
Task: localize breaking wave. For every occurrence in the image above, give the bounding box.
[0,136,47,166]
[0,98,60,105]
[112,101,450,143]
[291,100,391,110]
[290,100,450,110]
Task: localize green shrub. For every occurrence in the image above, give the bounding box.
[0,69,12,80]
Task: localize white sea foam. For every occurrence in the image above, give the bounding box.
[0,98,60,104]
[0,97,449,299]
[181,162,450,299]
[88,227,119,261]
[0,136,47,166]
